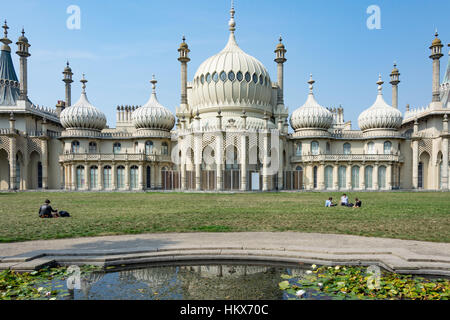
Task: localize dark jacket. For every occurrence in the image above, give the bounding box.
[39,204,56,217]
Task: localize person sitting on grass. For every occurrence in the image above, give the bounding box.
[340,194,349,206]
[354,198,362,208]
[325,197,336,207]
[38,199,60,218]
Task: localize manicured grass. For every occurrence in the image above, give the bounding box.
[0,191,449,243]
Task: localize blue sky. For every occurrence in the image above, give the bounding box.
[2,0,449,128]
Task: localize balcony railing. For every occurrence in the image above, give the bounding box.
[291,154,402,163]
[59,153,172,163]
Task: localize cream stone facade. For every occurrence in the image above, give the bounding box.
[0,6,449,192]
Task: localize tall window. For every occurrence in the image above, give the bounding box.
[146,166,151,189]
[326,142,331,154]
[89,142,97,153]
[343,143,351,155]
[130,166,138,189]
[295,142,302,156]
[313,166,318,189]
[113,143,121,154]
[90,166,98,189]
[325,166,333,189]
[365,166,373,189]
[134,142,139,153]
[418,162,423,188]
[338,166,346,189]
[161,142,169,155]
[311,141,319,155]
[76,165,85,189]
[117,166,125,189]
[367,142,375,154]
[37,162,43,188]
[351,165,360,189]
[15,157,20,189]
[103,166,112,189]
[383,141,392,155]
[378,165,386,189]
[145,141,153,155]
[71,141,80,153]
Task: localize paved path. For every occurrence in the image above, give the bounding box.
[1,232,449,276]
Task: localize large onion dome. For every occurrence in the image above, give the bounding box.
[358,76,403,131]
[60,75,106,131]
[190,4,272,114]
[132,76,175,131]
[290,75,333,131]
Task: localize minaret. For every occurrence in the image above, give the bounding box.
[430,30,443,107]
[16,28,31,101]
[274,35,287,106]
[62,61,73,107]
[177,36,190,117]
[389,62,400,108]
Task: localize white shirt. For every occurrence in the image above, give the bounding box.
[341,196,348,204]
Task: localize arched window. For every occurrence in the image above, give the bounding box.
[206,73,211,83]
[367,142,375,154]
[89,142,97,153]
[245,72,251,82]
[228,71,235,81]
[90,166,98,189]
[130,166,139,189]
[212,72,219,82]
[383,141,392,155]
[76,165,85,189]
[134,142,138,153]
[37,162,42,188]
[338,166,346,189]
[351,165,360,189]
[326,142,331,154]
[117,166,125,189]
[236,71,243,82]
[103,166,112,189]
[145,141,153,155]
[365,166,373,189]
[220,71,227,81]
[113,143,121,154]
[311,141,319,155]
[252,73,258,84]
[161,142,169,155]
[378,165,386,189]
[325,166,333,189]
[295,142,302,156]
[71,141,80,153]
[343,143,351,155]
[418,162,423,188]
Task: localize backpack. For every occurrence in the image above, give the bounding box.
[59,211,71,217]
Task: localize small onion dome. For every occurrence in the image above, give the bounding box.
[64,61,72,73]
[358,75,403,131]
[179,36,189,50]
[17,29,28,43]
[276,36,285,50]
[431,31,442,46]
[60,75,107,131]
[391,63,399,75]
[132,76,175,131]
[290,75,333,131]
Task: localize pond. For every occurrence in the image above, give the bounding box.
[38,263,331,300]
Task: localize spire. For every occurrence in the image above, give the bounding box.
[150,74,157,95]
[80,74,87,94]
[1,20,12,50]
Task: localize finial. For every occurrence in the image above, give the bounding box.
[377,74,384,94]
[242,109,247,116]
[2,20,8,38]
[182,35,186,43]
[393,61,397,68]
[67,60,70,67]
[279,35,283,43]
[444,114,448,121]
[308,74,315,93]
[218,107,222,116]
[435,28,438,37]
[229,0,236,33]
[80,73,88,93]
[150,74,157,93]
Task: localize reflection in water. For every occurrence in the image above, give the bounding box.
[59,264,307,300]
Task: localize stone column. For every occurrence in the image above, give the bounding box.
[41,139,48,189]
[125,164,130,190]
[194,132,202,191]
[60,164,64,190]
[9,137,16,190]
[151,164,157,188]
[387,163,392,190]
[216,132,223,191]
[318,163,325,190]
[84,162,89,190]
[138,162,144,190]
[346,164,352,189]
[360,165,365,190]
[262,130,270,191]
[442,138,449,190]
[98,163,103,190]
[305,164,312,190]
[181,162,186,190]
[333,165,339,190]
[373,164,379,190]
[111,163,116,190]
[240,134,247,191]
[412,140,419,188]
[277,138,284,190]
[71,163,75,190]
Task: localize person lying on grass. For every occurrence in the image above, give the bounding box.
[38,199,60,218]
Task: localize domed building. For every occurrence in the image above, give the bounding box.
[0,5,449,192]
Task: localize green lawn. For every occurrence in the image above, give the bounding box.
[0,191,449,243]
